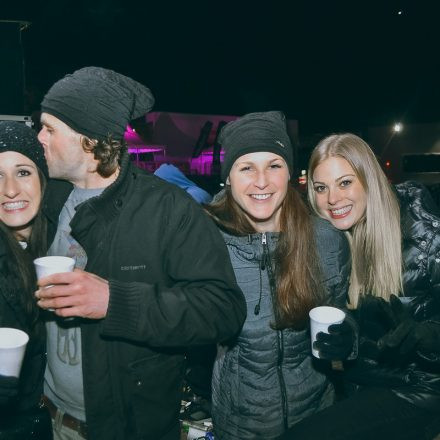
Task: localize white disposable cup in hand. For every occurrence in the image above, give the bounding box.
[309,306,346,358]
[33,256,75,311]
[0,328,29,377]
[33,256,75,279]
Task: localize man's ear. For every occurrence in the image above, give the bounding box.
[80,135,98,154]
[226,177,230,185]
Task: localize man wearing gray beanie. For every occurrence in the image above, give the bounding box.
[36,67,246,440]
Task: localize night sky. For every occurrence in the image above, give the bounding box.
[3,0,440,134]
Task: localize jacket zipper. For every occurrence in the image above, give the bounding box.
[277,331,288,430]
[261,232,289,430]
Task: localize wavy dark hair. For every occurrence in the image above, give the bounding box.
[206,185,324,330]
[81,135,126,177]
[0,168,47,324]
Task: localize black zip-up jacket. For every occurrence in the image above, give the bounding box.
[346,181,440,412]
[0,234,46,414]
[42,153,246,440]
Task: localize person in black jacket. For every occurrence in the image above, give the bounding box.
[280,133,440,439]
[34,67,246,440]
[0,121,52,439]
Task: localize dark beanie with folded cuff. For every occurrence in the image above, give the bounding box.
[41,66,155,142]
[0,121,48,178]
[219,111,294,182]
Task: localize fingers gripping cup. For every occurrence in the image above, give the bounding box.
[33,256,75,279]
[309,306,346,358]
[0,328,29,377]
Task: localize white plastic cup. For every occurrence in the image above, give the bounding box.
[309,306,346,358]
[0,328,29,377]
[33,256,75,279]
[33,256,75,312]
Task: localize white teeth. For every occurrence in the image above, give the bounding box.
[3,201,27,210]
[331,206,351,215]
[251,194,271,200]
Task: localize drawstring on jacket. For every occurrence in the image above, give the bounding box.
[255,256,265,315]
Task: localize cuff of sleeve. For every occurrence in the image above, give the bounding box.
[102,280,142,340]
[346,314,359,360]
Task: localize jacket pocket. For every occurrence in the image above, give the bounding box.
[127,352,185,439]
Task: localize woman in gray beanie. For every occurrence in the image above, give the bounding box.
[0,121,52,439]
[205,111,352,439]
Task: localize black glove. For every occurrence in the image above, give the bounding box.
[358,295,396,340]
[314,319,355,361]
[378,294,440,357]
[0,374,19,405]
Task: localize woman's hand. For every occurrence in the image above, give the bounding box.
[378,294,440,356]
[314,319,356,361]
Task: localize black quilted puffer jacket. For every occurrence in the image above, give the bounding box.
[346,181,440,412]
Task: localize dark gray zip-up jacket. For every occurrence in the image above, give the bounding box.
[212,217,350,440]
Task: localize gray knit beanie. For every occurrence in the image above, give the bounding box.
[41,66,155,141]
[0,121,48,178]
[219,111,293,181]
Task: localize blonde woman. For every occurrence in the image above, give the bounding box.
[281,133,440,439]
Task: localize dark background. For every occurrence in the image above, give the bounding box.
[1,0,440,134]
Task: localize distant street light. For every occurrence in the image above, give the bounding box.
[393,122,403,133]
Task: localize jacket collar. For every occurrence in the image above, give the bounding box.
[80,151,133,221]
[43,151,134,246]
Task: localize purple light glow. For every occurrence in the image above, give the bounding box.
[124,120,224,175]
[190,150,224,175]
[128,147,165,154]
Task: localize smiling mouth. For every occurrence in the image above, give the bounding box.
[329,205,352,218]
[250,194,272,200]
[2,201,28,211]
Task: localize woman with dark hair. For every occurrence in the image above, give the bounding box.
[206,112,352,440]
[0,121,52,439]
[280,133,440,439]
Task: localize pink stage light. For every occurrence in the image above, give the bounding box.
[128,147,165,154]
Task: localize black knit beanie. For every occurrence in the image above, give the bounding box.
[219,111,293,181]
[41,66,155,141]
[0,121,48,178]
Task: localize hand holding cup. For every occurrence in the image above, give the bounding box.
[34,260,110,319]
[310,306,353,370]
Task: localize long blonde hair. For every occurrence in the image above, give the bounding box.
[307,133,402,308]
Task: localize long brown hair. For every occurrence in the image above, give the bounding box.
[206,184,323,330]
[0,168,47,324]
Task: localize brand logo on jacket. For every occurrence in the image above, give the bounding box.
[121,264,147,271]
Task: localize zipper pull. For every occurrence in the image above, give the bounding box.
[260,232,267,270]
